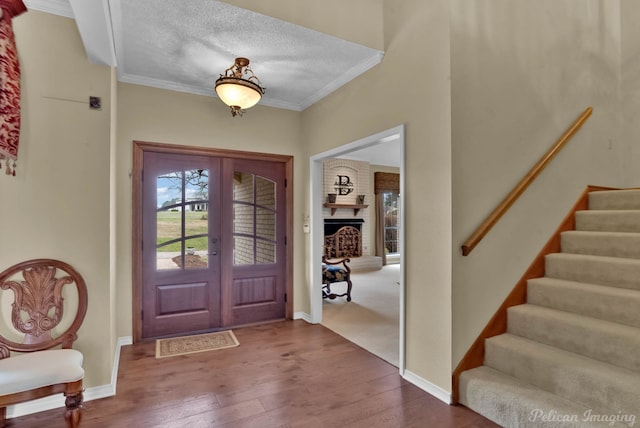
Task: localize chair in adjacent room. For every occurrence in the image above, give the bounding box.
[322,256,353,302]
[0,259,88,428]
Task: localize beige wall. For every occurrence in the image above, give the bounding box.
[621,0,640,186]
[302,0,453,390]
[5,11,114,387]
[115,84,305,338]
[450,0,625,366]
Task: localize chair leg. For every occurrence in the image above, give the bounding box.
[1,406,6,427]
[64,391,83,428]
[345,278,353,302]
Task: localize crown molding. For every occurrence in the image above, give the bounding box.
[299,51,384,110]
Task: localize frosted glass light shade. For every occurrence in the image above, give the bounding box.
[215,77,262,109]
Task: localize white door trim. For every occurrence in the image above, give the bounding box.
[309,124,406,373]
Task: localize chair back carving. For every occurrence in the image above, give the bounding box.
[0,259,88,358]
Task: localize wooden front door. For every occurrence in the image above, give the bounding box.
[222,159,286,327]
[141,150,287,339]
[142,152,222,338]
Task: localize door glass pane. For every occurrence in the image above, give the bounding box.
[256,240,276,264]
[233,203,254,235]
[255,208,275,241]
[156,169,209,271]
[183,237,208,269]
[234,236,254,265]
[232,171,278,266]
[255,176,275,210]
[233,171,254,203]
[156,171,183,271]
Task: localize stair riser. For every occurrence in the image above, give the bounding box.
[507,305,640,372]
[589,190,640,210]
[485,338,640,415]
[560,231,640,259]
[527,279,640,328]
[576,210,640,233]
[545,254,640,291]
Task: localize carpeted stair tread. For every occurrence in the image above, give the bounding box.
[560,230,640,259]
[507,304,640,372]
[527,277,640,328]
[575,209,640,232]
[459,366,632,428]
[589,189,640,210]
[484,334,640,416]
[545,253,640,291]
[460,188,640,426]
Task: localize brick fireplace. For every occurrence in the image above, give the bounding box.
[323,158,371,257]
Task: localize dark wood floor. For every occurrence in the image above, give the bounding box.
[8,320,498,427]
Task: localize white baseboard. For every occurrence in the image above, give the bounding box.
[6,335,133,419]
[293,311,314,323]
[111,336,133,393]
[402,369,452,405]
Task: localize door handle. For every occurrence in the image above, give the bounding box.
[209,238,218,256]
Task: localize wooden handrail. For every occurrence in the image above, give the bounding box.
[461,106,593,256]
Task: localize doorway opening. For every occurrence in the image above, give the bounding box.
[309,125,405,372]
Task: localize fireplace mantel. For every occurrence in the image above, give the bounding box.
[323,203,369,216]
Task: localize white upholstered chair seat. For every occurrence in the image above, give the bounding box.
[0,349,84,395]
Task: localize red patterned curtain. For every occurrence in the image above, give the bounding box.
[0,0,26,176]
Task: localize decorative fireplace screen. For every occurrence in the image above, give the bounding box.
[324,226,362,259]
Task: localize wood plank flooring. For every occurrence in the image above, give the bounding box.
[8,321,498,427]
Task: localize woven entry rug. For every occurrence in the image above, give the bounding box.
[155,330,239,359]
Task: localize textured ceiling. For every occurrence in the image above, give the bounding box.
[25,0,384,111]
[23,0,397,165]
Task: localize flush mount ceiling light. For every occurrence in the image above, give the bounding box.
[215,57,265,117]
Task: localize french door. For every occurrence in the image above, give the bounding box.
[140,148,287,340]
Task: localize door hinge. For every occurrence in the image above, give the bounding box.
[284,178,287,188]
[141,310,144,320]
[141,170,144,182]
[141,240,143,251]
[284,236,287,245]
[284,293,287,302]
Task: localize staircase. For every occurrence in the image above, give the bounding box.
[459,189,640,428]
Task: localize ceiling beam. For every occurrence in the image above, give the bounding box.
[68,0,116,66]
[24,0,73,18]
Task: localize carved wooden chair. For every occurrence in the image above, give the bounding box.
[322,256,353,302]
[0,259,88,427]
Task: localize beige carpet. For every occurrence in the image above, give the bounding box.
[155,330,239,359]
[321,264,400,366]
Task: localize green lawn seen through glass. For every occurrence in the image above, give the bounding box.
[157,210,208,252]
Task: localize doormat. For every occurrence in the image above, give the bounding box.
[155,330,239,359]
